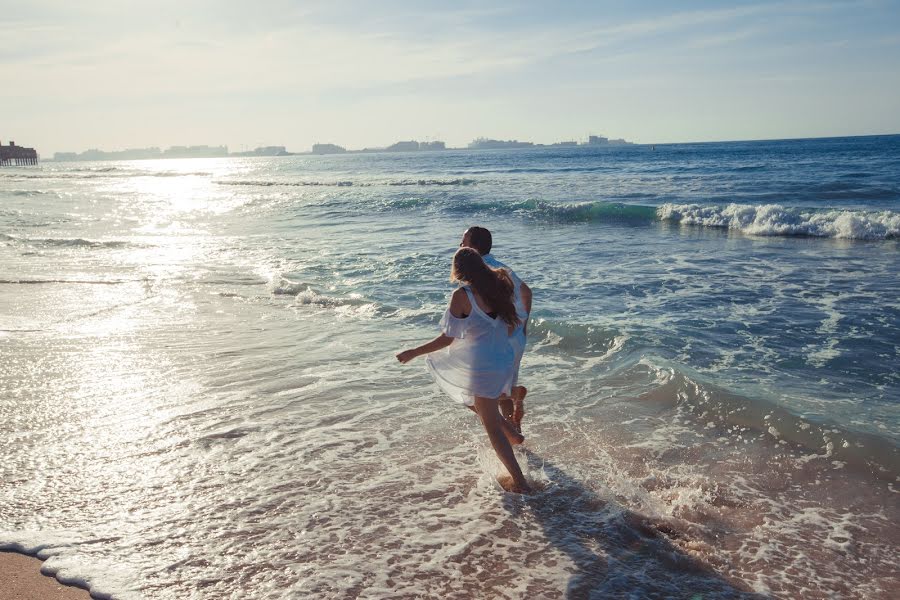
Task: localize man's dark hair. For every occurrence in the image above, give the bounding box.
[468,226,492,255]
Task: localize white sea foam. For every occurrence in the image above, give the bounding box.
[658,202,900,239]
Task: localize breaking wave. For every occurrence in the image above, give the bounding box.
[465,200,900,237]
[0,169,211,180]
[217,179,355,187]
[5,189,53,197]
[658,203,899,240]
[9,237,141,249]
[0,278,139,285]
[270,276,378,315]
[215,177,476,188]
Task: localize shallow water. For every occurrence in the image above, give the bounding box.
[1,136,898,598]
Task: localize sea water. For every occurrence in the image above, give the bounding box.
[1,135,898,598]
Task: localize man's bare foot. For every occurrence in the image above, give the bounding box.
[508,428,525,446]
[497,474,532,494]
[511,386,527,430]
[501,417,524,445]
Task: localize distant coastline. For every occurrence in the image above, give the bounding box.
[48,134,635,162]
[49,133,900,162]
[27,132,900,163]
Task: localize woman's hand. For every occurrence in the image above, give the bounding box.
[396,334,453,364]
[396,349,417,364]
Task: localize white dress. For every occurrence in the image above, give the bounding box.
[426,286,516,406]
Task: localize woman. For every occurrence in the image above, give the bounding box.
[396,247,532,494]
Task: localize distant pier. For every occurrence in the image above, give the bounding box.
[0,141,39,166]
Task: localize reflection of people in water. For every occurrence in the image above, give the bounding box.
[396,247,531,493]
[459,226,532,432]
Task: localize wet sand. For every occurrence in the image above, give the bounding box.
[0,552,92,600]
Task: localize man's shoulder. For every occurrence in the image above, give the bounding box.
[483,253,509,270]
[484,254,522,283]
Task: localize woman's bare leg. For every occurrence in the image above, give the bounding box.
[469,403,523,445]
[474,396,531,493]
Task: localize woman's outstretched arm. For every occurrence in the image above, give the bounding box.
[396,288,470,364]
[396,334,453,363]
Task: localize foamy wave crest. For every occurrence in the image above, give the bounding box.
[216,177,475,188]
[294,289,378,317]
[658,203,900,240]
[270,276,312,295]
[146,171,212,178]
[0,278,138,285]
[217,179,356,187]
[7,189,52,197]
[68,166,122,173]
[270,276,378,315]
[30,237,137,249]
[387,178,476,186]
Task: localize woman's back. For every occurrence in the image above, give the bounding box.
[426,285,516,407]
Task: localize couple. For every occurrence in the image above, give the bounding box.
[396,227,533,494]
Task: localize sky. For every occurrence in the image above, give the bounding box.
[2,0,900,155]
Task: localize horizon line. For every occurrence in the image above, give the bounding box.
[24,131,900,160]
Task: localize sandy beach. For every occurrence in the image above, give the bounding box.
[0,552,92,600]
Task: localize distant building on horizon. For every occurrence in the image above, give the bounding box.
[468,138,534,150]
[163,145,228,158]
[1,141,39,166]
[356,140,446,153]
[311,143,346,155]
[386,141,420,152]
[585,134,633,146]
[57,147,163,161]
[231,146,290,157]
[52,145,229,161]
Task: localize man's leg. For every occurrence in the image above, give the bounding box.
[499,395,514,421]
[511,385,527,430]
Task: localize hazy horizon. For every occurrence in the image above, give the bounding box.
[27,131,900,160]
[4,0,900,156]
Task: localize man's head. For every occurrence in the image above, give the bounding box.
[460,226,492,256]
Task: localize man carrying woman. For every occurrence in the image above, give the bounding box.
[396,229,532,493]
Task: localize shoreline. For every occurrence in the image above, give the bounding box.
[0,551,93,600]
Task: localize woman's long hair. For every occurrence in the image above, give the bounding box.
[451,247,519,327]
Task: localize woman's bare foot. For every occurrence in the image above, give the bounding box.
[511,386,527,430]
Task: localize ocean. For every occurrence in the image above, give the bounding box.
[1,135,898,599]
